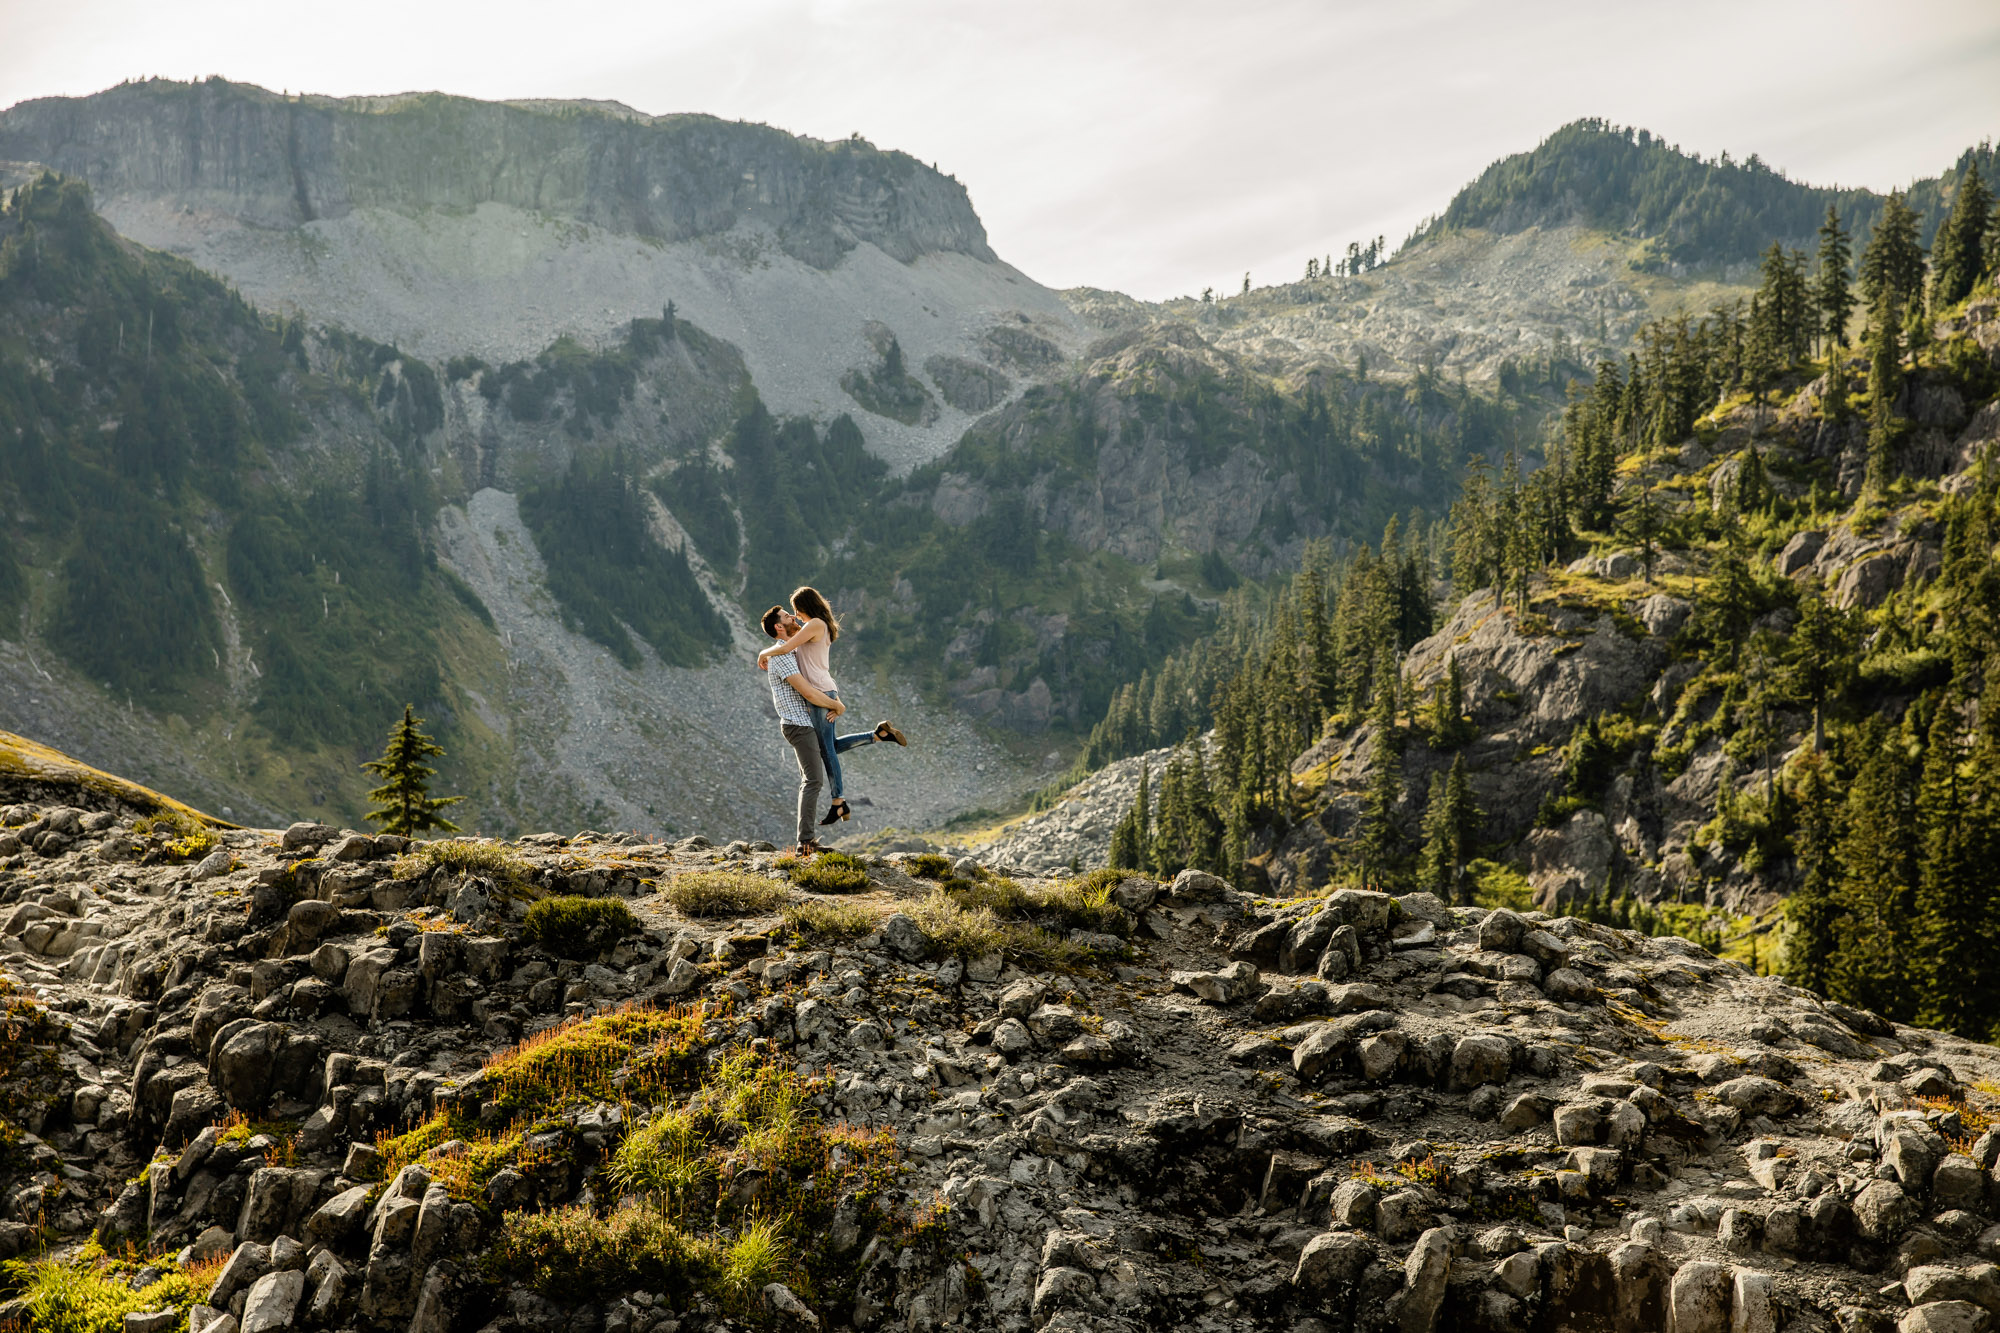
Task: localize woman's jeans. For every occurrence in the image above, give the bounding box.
[812,691,876,799]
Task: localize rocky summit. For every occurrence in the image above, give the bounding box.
[5,752,2000,1333]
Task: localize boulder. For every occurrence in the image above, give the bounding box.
[1293,1230,1375,1293]
[239,1269,306,1333]
[1854,1180,1918,1242]
[1449,1034,1515,1089]
[1668,1259,1730,1333]
[1389,1226,1453,1333]
[878,913,932,962]
[1900,1304,1994,1333]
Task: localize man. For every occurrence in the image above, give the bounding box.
[762,606,842,855]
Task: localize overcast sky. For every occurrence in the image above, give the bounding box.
[3,0,1997,299]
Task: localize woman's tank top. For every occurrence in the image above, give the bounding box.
[796,631,837,693]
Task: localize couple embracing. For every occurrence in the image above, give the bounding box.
[759,586,908,857]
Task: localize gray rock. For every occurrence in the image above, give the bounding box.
[1900,1303,1994,1333]
[1776,529,1825,577]
[1328,1179,1380,1230]
[1667,1259,1730,1333]
[207,1243,272,1308]
[1732,1269,1777,1333]
[305,1185,372,1247]
[1449,1034,1515,1089]
[1635,593,1693,637]
[1711,1076,1793,1115]
[1390,1226,1453,1332]
[1905,1265,2000,1314]
[1854,1180,1918,1241]
[878,913,932,961]
[281,823,336,851]
[239,1269,306,1333]
[1293,1230,1375,1292]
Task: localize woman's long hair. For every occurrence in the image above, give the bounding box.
[792,586,840,642]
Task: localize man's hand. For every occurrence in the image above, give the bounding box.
[826,700,846,719]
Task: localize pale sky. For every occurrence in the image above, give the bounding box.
[2,0,1997,300]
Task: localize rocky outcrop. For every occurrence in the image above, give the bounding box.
[7,758,2000,1333]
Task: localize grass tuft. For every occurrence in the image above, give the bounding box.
[135,810,217,861]
[906,889,1116,970]
[903,852,953,880]
[782,898,880,943]
[392,838,533,888]
[788,851,872,894]
[2,1251,225,1333]
[663,871,789,918]
[487,1050,931,1318]
[523,895,641,958]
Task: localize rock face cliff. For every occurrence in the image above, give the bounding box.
[5,753,2000,1333]
[0,79,1090,472]
[0,79,993,266]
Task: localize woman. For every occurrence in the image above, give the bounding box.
[757,585,907,824]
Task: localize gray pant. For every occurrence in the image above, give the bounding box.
[782,723,825,847]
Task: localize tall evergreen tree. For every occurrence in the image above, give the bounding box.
[1786,585,1855,753]
[1858,191,1926,318]
[1416,753,1481,904]
[1864,287,1904,493]
[1109,761,1150,872]
[1783,748,1842,994]
[1912,696,1989,1034]
[1356,657,1404,887]
[1932,162,1994,311]
[1830,716,1922,1022]
[1814,204,1855,356]
[362,705,463,837]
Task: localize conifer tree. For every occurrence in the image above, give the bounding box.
[1787,585,1855,752]
[1858,191,1926,318]
[362,705,463,837]
[1783,748,1842,994]
[1932,162,1994,311]
[1616,472,1663,583]
[1830,716,1921,1022]
[1814,204,1855,356]
[1864,287,1903,493]
[1109,761,1150,872]
[1913,695,1988,1034]
[1356,657,1403,887]
[1416,753,1480,904]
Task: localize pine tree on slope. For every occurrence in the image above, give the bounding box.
[362,704,464,837]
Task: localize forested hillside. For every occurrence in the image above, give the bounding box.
[1419,118,1998,271]
[992,160,2000,1037]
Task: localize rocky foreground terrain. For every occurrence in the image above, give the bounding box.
[7,751,2000,1333]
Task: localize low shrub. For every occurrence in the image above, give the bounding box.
[524,895,641,957]
[788,851,871,894]
[663,872,788,918]
[903,852,953,880]
[782,899,879,942]
[136,810,217,861]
